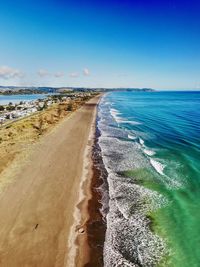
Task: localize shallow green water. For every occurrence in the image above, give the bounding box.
[106,91,200,266]
[125,166,200,267]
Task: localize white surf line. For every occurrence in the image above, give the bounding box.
[150,158,165,176]
[128,134,136,140]
[65,106,97,267]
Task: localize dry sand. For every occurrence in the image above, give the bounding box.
[0,95,101,267]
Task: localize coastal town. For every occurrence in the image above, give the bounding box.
[0,92,94,125]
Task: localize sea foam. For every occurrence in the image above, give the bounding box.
[110,108,141,125]
[128,134,137,140]
[139,138,145,146]
[98,99,167,267]
[150,158,165,176]
[143,149,156,156]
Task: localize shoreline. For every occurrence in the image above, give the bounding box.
[68,94,107,267]
[0,95,101,267]
[84,119,108,267]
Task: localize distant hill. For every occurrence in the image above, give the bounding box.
[0,86,155,94]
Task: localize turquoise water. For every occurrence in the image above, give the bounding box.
[0,94,48,105]
[98,91,200,266]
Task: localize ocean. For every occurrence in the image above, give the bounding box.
[0,94,48,105]
[97,91,200,267]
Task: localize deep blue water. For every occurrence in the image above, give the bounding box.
[98,91,200,267]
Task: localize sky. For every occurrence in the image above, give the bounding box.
[0,0,200,89]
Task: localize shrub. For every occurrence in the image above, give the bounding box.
[57,105,62,118]
[66,103,73,111]
[33,117,44,135]
[6,105,15,111]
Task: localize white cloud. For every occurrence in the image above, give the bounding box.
[69,72,79,78]
[0,66,24,79]
[83,68,90,76]
[54,71,64,78]
[37,69,49,77]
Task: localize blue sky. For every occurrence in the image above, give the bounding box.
[0,0,200,89]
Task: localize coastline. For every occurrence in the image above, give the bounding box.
[83,119,108,267]
[68,94,106,267]
[0,95,101,266]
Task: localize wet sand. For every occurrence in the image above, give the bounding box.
[84,129,107,267]
[0,95,101,267]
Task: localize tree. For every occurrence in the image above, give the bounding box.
[0,105,5,111]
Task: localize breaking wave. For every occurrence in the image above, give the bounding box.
[143,148,156,156]
[150,158,165,176]
[97,97,167,267]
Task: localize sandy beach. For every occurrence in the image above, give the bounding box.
[0,95,101,267]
